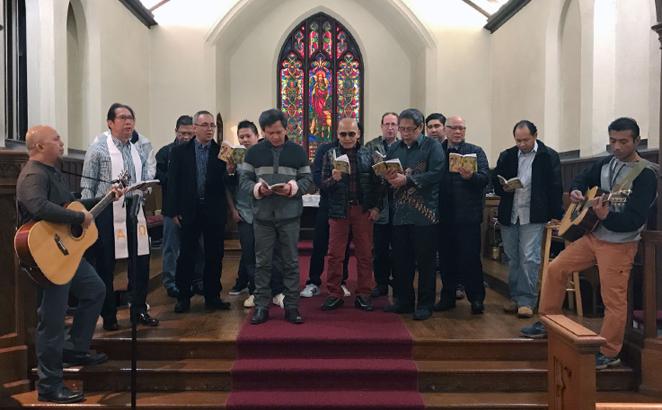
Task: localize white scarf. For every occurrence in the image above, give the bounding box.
[105,133,150,258]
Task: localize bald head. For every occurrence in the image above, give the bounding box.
[26,125,64,165]
[337,117,360,149]
[446,116,466,146]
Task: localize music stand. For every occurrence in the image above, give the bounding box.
[123,180,159,410]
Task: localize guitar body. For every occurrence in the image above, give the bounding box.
[14,201,98,286]
[558,186,601,242]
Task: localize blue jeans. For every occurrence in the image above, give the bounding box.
[161,216,203,291]
[500,222,545,308]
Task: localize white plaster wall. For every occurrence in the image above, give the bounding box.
[558,0,581,153]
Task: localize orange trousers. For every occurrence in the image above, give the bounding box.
[539,234,638,357]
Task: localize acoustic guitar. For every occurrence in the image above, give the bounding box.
[558,186,631,242]
[14,172,129,287]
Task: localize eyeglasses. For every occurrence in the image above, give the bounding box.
[196,123,217,129]
[427,124,444,129]
[382,123,398,128]
[338,131,357,138]
[398,126,419,133]
[446,125,466,131]
[116,115,134,121]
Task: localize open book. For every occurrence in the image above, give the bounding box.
[218,142,247,164]
[332,151,351,174]
[449,152,477,173]
[497,175,523,190]
[372,158,403,177]
[258,178,288,191]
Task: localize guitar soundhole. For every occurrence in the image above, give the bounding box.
[70,224,83,238]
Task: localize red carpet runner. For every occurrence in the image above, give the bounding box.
[226,255,425,409]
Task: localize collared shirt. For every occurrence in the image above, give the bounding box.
[342,147,360,203]
[195,139,210,200]
[113,136,138,185]
[511,141,538,225]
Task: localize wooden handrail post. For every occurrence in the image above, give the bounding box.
[640,231,662,396]
[542,315,605,410]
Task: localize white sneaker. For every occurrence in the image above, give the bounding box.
[341,284,351,297]
[243,294,255,308]
[272,293,285,308]
[300,284,320,298]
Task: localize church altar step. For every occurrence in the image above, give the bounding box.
[29,357,634,393]
[5,390,661,409]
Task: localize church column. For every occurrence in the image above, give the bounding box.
[653,11,662,230]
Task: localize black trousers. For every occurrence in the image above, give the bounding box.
[373,222,394,289]
[236,220,284,296]
[438,222,485,303]
[307,204,350,287]
[176,202,225,301]
[86,205,150,323]
[392,224,437,310]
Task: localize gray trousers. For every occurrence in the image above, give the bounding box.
[36,259,105,394]
[253,218,300,309]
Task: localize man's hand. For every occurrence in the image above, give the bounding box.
[272,184,293,197]
[385,169,407,188]
[368,208,380,221]
[331,169,343,182]
[502,184,516,193]
[82,211,94,228]
[110,185,127,201]
[231,208,242,223]
[258,183,273,197]
[172,215,182,227]
[459,168,474,180]
[226,162,236,175]
[593,195,610,220]
[570,189,585,203]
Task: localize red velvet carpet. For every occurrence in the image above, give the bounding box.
[226,255,424,409]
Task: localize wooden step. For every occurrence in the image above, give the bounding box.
[30,360,233,392]
[2,390,228,409]
[91,338,236,361]
[2,379,32,396]
[417,360,635,392]
[413,338,547,361]
[0,345,28,385]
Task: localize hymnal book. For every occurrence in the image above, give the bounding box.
[372,158,404,177]
[372,150,386,163]
[333,153,351,174]
[497,175,523,190]
[258,178,287,191]
[449,152,477,173]
[218,142,246,164]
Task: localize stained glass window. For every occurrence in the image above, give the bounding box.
[277,13,363,161]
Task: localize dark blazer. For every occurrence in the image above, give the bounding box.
[155,139,176,215]
[493,139,563,226]
[165,138,231,226]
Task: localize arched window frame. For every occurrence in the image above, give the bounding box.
[277,12,364,161]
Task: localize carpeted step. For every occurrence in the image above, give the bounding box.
[236,337,411,359]
[232,358,417,391]
[226,390,424,409]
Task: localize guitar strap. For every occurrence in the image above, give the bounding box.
[612,160,646,192]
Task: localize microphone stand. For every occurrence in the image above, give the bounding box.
[125,193,143,410]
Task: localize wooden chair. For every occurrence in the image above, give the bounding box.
[539,222,583,316]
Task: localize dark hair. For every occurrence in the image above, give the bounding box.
[237,120,258,136]
[608,117,640,140]
[193,110,214,124]
[398,108,424,128]
[258,109,287,131]
[107,103,135,121]
[381,112,399,124]
[175,115,193,130]
[426,113,447,126]
[512,120,538,136]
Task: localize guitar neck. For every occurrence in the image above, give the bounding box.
[90,192,116,218]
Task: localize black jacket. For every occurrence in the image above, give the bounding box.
[439,140,490,225]
[155,139,176,215]
[320,144,380,219]
[493,140,563,226]
[571,155,658,233]
[165,138,232,226]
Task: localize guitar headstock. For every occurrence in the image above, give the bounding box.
[112,170,130,189]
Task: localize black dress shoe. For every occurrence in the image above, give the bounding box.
[38,386,85,404]
[63,350,108,367]
[284,308,304,324]
[174,298,190,313]
[166,287,180,298]
[370,285,388,298]
[354,295,374,311]
[413,308,433,321]
[205,298,231,311]
[433,300,456,312]
[251,307,269,325]
[321,296,344,311]
[383,303,414,314]
[471,301,485,315]
[102,321,119,331]
[137,312,159,327]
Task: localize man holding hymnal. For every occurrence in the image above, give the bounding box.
[492,120,563,319]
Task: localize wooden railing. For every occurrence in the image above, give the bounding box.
[638,231,662,396]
